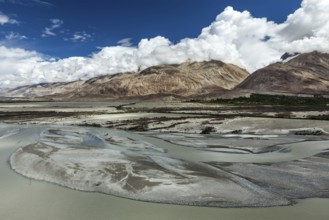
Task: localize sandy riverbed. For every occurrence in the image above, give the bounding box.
[6,118,329,208]
[1,100,329,218]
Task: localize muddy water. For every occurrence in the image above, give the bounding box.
[1,125,329,220]
[115,129,329,163]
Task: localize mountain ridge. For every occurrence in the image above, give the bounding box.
[5,51,329,99]
[236,51,329,95]
[6,60,249,99]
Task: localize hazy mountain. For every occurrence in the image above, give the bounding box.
[6,60,249,99]
[237,51,329,94]
[7,81,85,98]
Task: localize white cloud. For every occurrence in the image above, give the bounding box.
[0,12,17,25]
[49,19,62,28]
[65,31,92,42]
[276,0,329,54]
[42,19,92,43]
[0,0,52,7]
[0,46,44,86]
[5,32,27,40]
[42,19,63,37]
[1,0,329,88]
[117,38,133,47]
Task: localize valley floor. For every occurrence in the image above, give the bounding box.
[1,100,329,208]
[1,100,328,132]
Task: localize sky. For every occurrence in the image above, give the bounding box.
[0,0,329,88]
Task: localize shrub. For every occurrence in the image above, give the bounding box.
[201,126,216,134]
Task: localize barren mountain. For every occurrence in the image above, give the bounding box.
[7,81,85,97]
[7,60,249,99]
[237,51,329,94]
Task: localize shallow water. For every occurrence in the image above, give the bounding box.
[118,130,329,163]
[1,124,329,220]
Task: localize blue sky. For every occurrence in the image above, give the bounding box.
[0,0,302,58]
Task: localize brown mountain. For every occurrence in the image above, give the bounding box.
[7,60,249,99]
[237,51,329,94]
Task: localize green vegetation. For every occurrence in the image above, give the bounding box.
[78,123,102,127]
[193,94,329,106]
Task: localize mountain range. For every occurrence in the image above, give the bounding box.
[6,60,248,99]
[4,51,329,99]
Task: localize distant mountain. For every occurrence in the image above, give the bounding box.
[7,81,85,97]
[237,51,329,94]
[6,60,249,99]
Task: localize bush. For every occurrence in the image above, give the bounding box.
[201,126,216,134]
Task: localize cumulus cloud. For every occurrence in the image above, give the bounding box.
[0,12,17,25]
[277,0,329,53]
[1,0,329,88]
[42,19,63,37]
[0,46,44,86]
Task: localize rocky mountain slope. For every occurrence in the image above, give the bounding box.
[7,60,249,98]
[237,51,329,94]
